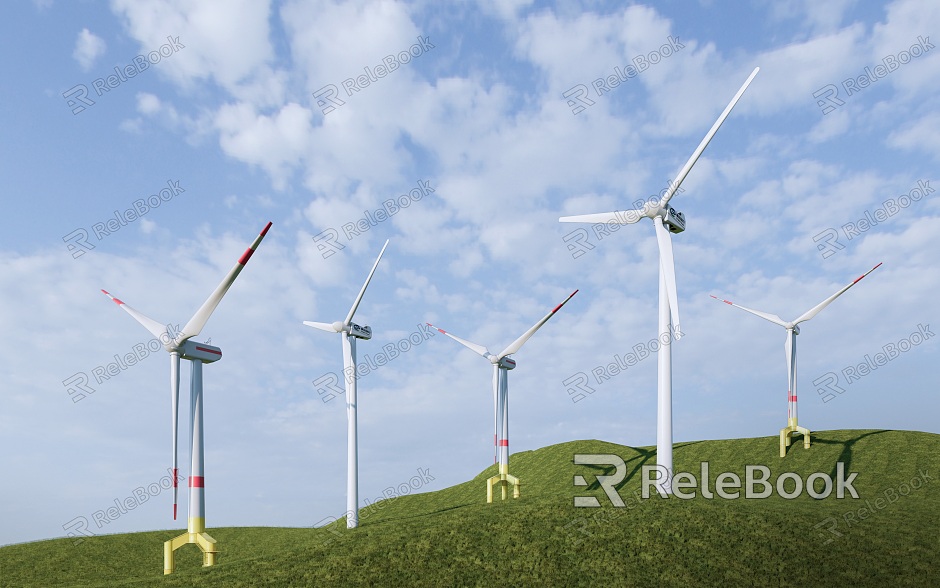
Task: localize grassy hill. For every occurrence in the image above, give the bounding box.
[2,429,938,587]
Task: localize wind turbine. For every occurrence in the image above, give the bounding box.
[303,239,388,529]
[559,67,759,495]
[710,262,881,457]
[101,221,272,574]
[428,289,578,503]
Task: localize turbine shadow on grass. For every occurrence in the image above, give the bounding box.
[577,441,704,492]
[804,429,890,486]
[362,502,478,527]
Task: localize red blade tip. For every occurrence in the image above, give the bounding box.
[101,290,123,305]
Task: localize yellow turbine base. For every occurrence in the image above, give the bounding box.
[486,471,520,503]
[780,417,811,458]
[163,518,218,575]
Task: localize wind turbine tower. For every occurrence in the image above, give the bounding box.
[560,68,760,494]
[102,221,272,573]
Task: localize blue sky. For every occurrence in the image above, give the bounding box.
[2,0,938,546]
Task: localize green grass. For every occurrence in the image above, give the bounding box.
[2,429,938,587]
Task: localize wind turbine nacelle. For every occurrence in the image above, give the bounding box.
[498,357,516,370]
[664,207,686,234]
[179,340,222,363]
[348,322,372,340]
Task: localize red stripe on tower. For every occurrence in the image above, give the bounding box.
[499,440,509,446]
[189,476,205,488]
[788,395,797,402]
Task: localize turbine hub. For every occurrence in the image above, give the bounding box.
[179,339,222,363]
[663,207,686,234]
[332,321,344,332]
[348,322,372,340]
[498,356,516,370]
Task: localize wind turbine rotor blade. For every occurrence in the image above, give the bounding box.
[303,321,342,333]
[660,67,759,208]
[344,240,389,326]
[793,262,882,325]
[178,221,272,343]
[653,218,681,337]
[558,210,645,225]
[498,290,579,358]
[170,353,180,520]
[708,295,788,327]
[101,290,172,347]
[426,323,492,359]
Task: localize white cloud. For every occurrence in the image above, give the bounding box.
[215,101,314,189]
[474,0,533,22]
[769,0,858,34]
[72,28,106,71]
[887,111,940,157]
[110,0,279,95]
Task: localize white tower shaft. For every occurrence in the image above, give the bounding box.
[343,335,359,529]
[656,268,674,495]
[170,352,180,520]
[499,368,509,474]
[492,365,499,464]
[786,329,798,422]
[188,360,206,532]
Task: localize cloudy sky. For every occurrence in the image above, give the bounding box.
[2,0,938,546]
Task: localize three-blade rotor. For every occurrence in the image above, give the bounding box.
[559,67,760,337]
[710,262,882,330]
[303,239,389,335]
[102,221,273,350]
[427,289,579,364]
